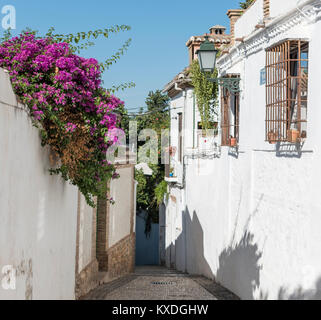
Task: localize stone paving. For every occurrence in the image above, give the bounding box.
[82,266,239,300]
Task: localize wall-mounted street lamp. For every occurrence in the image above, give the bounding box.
[196,36,241,93]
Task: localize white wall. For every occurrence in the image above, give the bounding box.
[270,0,300,18]
[108,166,134,247]
[235,0,264,39]
[166,0,321,299]
[164,188,181,269]
[184,89,197,150]
[77,193,95,273]
[169,92,183,161]
[0,68,78,300]
[169,89,202,156]
[159,202,166,265]
[219,6,321,299]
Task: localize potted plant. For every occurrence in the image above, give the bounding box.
[268,131,277,144]
[229,137,237,147]
[287,129,300,143]
[199,122,217,137]
[165,146,177,157]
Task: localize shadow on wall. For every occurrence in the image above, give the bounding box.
[164,204,262,299]
[182,197,263,300]
[183,207,215,279]
[216,232,263,300]
[215,193,264,300]
[161,204,214,276]
[277,278,321,300]
[163,197,321,300]
[276,142,304,158]
[159,203,166,266]
[181,194,264,299]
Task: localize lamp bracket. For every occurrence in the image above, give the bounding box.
[206,77,241,94]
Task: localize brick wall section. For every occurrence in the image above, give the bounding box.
[75,158,136,298]
[263,0,270,21]
[96,163,136,278]
[107,233,136,279]
[75,259,99,299]
[96,192,110,271]
[227,9,244,46]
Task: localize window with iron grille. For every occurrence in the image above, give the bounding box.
[221,75,240,147]
[265,40,308,143]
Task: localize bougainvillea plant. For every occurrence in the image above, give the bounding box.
[0,29,131,207]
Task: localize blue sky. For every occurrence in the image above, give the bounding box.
[1,0,238,111]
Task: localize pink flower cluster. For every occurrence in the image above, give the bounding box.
[0,33,124,153]
[65,122,77,133]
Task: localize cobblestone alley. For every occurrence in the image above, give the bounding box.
[82,266,239,300]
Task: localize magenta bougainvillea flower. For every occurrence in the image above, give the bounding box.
[0,32,124,206]
[65,122,77,133]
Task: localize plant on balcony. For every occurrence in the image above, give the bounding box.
[190,60,219,133]
[155,180,168,205]
[0,27,134,207]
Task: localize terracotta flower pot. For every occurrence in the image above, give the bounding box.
[268,132,277,144]
[287,129,300,143]
[165,146,176,157]
[169,146,177,157]
[229,137,237,147]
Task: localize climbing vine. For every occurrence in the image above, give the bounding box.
[190,60,218,131]
[0,27,134,207]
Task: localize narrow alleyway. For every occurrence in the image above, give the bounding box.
[82,266,239,300]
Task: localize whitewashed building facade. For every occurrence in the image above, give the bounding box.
[163,0,321,300]
[0,67,137,300]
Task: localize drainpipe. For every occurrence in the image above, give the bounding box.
[182,89,187,273]
[174,82,186,190]
[175,82,183,92]
[173,81,188,272]
[193,92,196,149]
